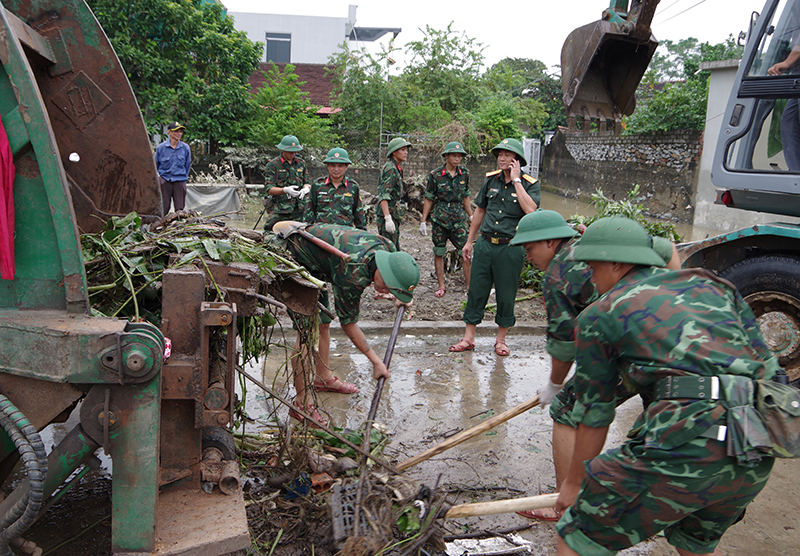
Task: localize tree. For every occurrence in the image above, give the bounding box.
[251,64,336,149]
[87,0,261,146]
[623,35,744,134]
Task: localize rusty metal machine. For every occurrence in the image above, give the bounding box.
[561,0,660,134]
[0,0,314,553]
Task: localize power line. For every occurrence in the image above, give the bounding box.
[659,0,709,24]
[655,0,689,18]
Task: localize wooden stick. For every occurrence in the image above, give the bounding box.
[443,493,558,519]
[396,395,540,471]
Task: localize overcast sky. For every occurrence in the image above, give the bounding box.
[221,0,760,74]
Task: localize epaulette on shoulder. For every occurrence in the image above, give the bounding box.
[486,169,502,177]
[522,174,537,184]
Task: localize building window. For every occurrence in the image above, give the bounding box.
[266,33,291,63]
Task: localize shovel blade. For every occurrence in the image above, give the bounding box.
[271,220,307,238]
[561,19,657,131]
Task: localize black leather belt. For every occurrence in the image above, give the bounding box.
[481,233,511,245]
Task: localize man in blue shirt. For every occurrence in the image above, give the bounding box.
[154,121,192,214]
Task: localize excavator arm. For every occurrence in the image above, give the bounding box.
[561,0,660,134]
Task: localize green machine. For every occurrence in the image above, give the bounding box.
[0,0,266,553]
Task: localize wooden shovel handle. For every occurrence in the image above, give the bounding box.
[396,395,540,471]
[444,493,558,519]
[298,228,351,262]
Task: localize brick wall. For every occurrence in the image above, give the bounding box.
[542,129,703,223]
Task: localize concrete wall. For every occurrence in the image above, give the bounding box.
[229,8,353,64]
[541,129,702,223]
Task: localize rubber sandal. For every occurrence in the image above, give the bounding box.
[289,403,328,428]
[494,341,510,357]
[434,288,446,298]
[313,376,360,394]
[516,508,563,521]
[449,340,475,352]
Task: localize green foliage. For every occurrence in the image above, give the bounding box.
[519,262,544,291]
[88,0,260,145]
[623,35,744,134]
[568,186,682,241]
[251,64,337,148]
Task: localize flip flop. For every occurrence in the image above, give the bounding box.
[449,339,475,352]
[494,341,510,357]
[289,403,328,428]
[434,288,446,298]
[313,376,360,394]
[516,508,563,521]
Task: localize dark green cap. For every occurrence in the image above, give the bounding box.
[387,137,412,157]
[323,147,352,164]
[573,216,666,266]
[511,210,578,245]
[491,138,527,167]
[276,135,303,152]
[375,251,420,303]
[442,141,467,156]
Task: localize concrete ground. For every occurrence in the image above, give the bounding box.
[252,322,800,556]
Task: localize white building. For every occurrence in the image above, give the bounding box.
[227,5,400,65]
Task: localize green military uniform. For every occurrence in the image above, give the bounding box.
[262,154,308,230]
[463,169,540,328]
[304,176,366,229]
[425,164,470,256]
[557,266,778,555]
[376,159,405,249]
[286,224,396,325]
[548,236,675,427]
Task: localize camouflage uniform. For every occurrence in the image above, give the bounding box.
[463,171,540,328]
[262,154,308,231]
[557,266,778,555]
[424,164,470,256]
[376,160,405,249]
[549,236,674,428]
[286,224,395,325]
[304,176,366,229]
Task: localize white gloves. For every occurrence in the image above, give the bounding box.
[284,185,301,198]
[298,185,311,200]
[538,381,565,406]
[384,214,396,234]
[419,222,427,236]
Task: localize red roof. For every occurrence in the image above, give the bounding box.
[249,63,336,115]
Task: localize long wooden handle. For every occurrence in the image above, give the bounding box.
[396,395,540,471]
[298,229,351,261]
[443,493,558,519]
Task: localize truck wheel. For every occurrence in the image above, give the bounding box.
[720,255,800,383]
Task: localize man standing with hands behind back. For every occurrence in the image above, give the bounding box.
[155,121,192,215]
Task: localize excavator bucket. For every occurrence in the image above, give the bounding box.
[561,3,659,135]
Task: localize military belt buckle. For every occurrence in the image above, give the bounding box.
[490,236,500,244]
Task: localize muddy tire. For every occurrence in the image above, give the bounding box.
[202,426,236,460]
[720,255,800,383]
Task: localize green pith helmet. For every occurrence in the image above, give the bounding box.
[276,135,303,152]
[374,251,420,303]
[573,216,666,266]
[491,138,527,167]
[510,210,578,245]
[441,141,467,156]
[323,147,352,164]
[387,137,412,157]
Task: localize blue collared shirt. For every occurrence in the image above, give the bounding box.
[154,140,192,182]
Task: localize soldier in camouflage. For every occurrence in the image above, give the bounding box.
[285,224,420,425]
[419,141,474,297]
[554,216,777,556]
[304,147,365,229]
[262,135,310,231]
[449,138,539,357]
[510,211,679,521]
[376,137,412,250]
